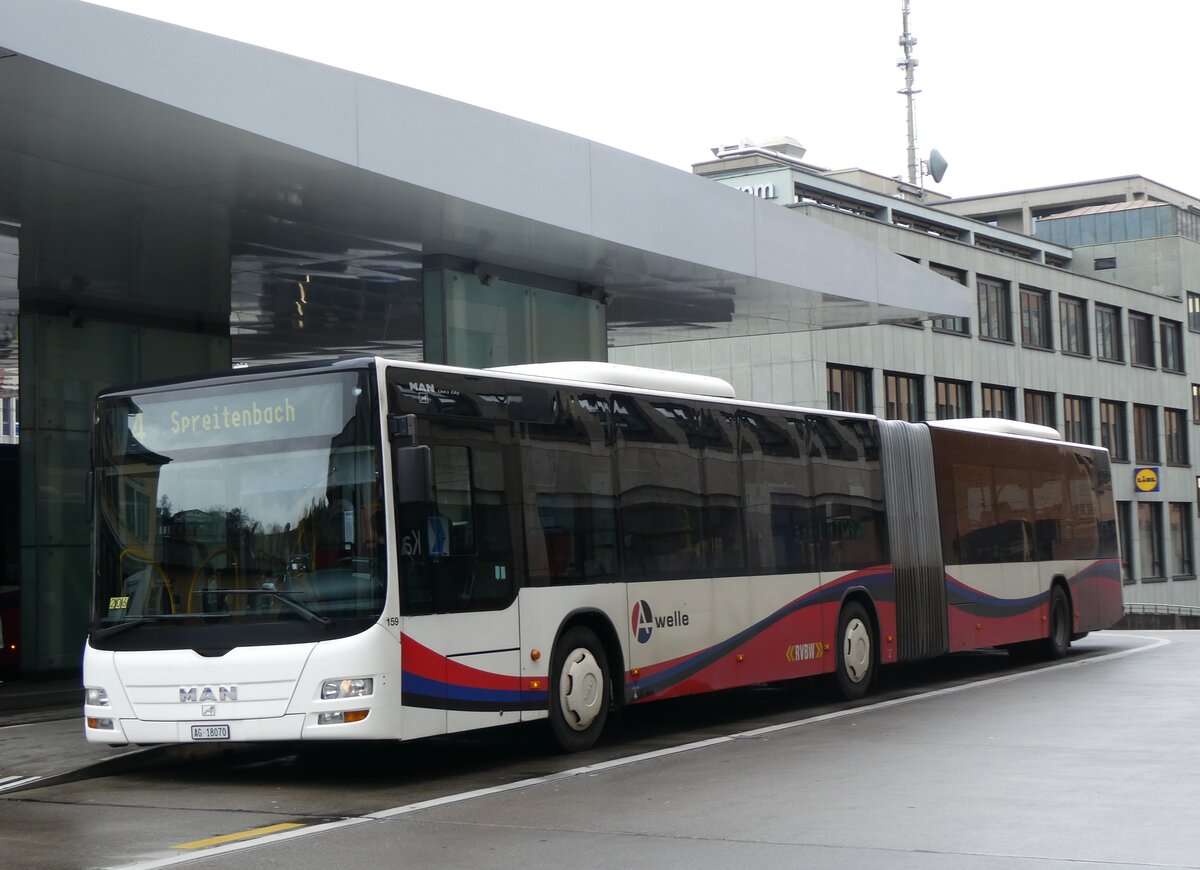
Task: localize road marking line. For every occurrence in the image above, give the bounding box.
[0,775,41,793]
[171,823,306,850]
[109,632,1169,869]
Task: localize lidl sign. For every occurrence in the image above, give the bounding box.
[1134,467,1160,493]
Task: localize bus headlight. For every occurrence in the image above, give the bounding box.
[321,678,373,700]
[85,687,110,707]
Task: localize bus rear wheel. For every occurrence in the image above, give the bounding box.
[549,625,610,752]
[1046,585,1071,660]
[835,601,875,700]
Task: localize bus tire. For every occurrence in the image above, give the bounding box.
[1046,585,1071,660]
[549,625,610,752]
[835,601,875,700]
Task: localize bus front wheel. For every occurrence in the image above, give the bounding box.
[835,601,875,701]
[549,625,610,752]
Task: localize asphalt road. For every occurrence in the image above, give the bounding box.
[1,631,1196,869]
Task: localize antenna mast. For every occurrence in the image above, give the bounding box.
[898,0,920,185]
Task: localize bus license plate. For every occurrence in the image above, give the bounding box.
[191,724,230,741]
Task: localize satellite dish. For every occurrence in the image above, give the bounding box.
[927,148,949,184]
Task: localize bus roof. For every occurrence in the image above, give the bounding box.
[490,361,737,399]
[927,417,1063,442]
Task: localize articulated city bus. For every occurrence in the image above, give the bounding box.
[84,358,1123,751]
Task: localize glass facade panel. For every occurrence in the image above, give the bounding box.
[432,269,605,369]
[443,271,531,367]
[531,287,605,362]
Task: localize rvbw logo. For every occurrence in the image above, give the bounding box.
[631,599,689,643]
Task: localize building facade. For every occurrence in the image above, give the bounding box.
[612,142,1200,608]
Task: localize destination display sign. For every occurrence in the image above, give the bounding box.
[121,378,350,453]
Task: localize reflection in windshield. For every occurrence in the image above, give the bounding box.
[91,372,385,636]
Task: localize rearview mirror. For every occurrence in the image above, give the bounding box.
[394,445,433,505]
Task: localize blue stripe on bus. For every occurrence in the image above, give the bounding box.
[401,672,544,706]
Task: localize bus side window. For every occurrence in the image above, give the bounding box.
[517,388,618,587]
[432,445,474,554]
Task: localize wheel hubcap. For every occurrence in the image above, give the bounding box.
[843,618,871,683]
[559,647,603,731]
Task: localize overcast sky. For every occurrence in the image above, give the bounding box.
[86,0,1200,199]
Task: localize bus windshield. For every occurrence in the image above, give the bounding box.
[90,369,385,649]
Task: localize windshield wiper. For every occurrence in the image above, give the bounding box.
[216,588,333,627]
[91,617,159,640]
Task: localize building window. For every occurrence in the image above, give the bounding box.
[1019,287,1051,349]
[1096,304,1123,362]
[1170,503,1194,577]
[884,371,924,422]
[1138,502,1164,580]
[1161,318,1184,372]
[1024,390,1055,427]
[1129,311,1155,367]
[935,378,971,420]
[1193,385,1200,424]
[1100,400,1128,461]
[1189,293,1200,332]
[977,277,1011,341]
[1117,501,1132,582]
[1134,404,1159,464]
[1058,296,1088,356]
[827,365,871,414]
[1165,408,1188,464]
[1063,395,1092,444]
[930,264,969,334]
[1094,256,1116,270]
[980,384,1016,420]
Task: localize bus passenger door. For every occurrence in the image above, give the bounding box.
[392,408,523,741]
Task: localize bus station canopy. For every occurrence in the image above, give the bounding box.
[0,0,969,368]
